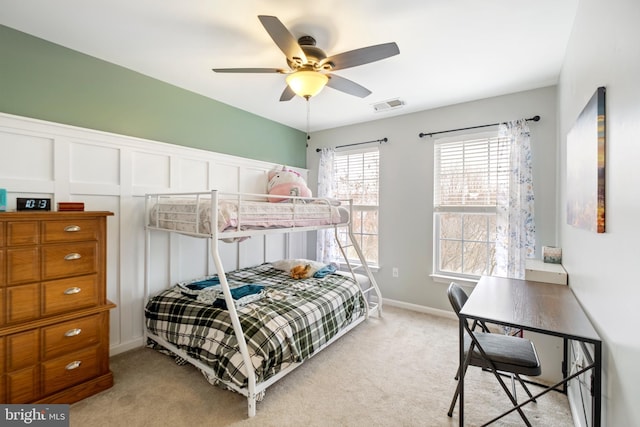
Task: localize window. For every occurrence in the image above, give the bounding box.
[334,148,379,266]
[433,132,509,280]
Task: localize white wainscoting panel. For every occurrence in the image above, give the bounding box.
[211,163,240,193]
[132,151,171,190]
[178,157,209,191]
[70,142,120,186]
[0,131,54,185]
[265,234,287,263]
[0,112,308,355]
[241,166,270,194]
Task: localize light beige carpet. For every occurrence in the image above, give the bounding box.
[70,306,573,426]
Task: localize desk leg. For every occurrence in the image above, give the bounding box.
[459,316,465,427]
[563,338,568,394]
[593,341,602,427]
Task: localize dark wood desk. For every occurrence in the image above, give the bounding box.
[458,276,602,426]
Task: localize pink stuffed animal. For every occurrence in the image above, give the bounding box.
[267,166,312,202]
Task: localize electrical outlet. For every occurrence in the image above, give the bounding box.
[392,267,399,278]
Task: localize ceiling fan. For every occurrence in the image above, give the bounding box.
[212,15,400,101]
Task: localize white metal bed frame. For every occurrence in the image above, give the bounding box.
[143,190,382,417]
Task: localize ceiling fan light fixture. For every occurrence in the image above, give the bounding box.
[286,70,328,99]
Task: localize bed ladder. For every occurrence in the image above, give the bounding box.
[334,225,383,318]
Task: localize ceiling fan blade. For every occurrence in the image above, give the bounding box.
[326,74,372,98]
[321,42,400,71]
[258,15,307,65]
[279,85,296,102]
[212,68,286,73]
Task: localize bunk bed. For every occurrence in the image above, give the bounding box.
[143,190,382,417]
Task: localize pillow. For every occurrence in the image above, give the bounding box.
[271,259,326,272]
[267,166,312,202]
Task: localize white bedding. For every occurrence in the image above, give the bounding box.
[335,270,371,288]
[148,197,349,236]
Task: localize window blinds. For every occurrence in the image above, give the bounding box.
[433,136,509,208]
[334,148,379,206]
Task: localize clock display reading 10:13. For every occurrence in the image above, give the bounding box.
[17,197,51,211]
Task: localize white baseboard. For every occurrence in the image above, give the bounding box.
[382,298,457,321]
[109,338,145,357]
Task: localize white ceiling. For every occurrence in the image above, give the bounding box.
[1,0,578,132]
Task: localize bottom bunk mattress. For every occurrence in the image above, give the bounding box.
[145,263,365,389]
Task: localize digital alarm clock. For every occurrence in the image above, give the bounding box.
[16,197,51,211]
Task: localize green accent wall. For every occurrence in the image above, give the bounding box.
[0,25,306,167]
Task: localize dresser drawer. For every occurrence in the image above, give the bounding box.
[42,346,100,396]
[7,366,39,403]
[6,246,39,285]
[42,275,99,317]
[0,249,4,286]
[7,329,39,371]
[42,242,97,280]
[42,314,101,360]
[0,337,5,375]
[42,219,100,244]
[7,221,39,246]
[0,288,4,327]
[6,283,40,324]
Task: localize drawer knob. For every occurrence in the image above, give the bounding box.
[64,287,82,295]
[64,225,81,232]
[64,253,82,261]
[65,360,82,370]
[64,328,82,337]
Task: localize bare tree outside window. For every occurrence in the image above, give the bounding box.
[334,149,379,266]
[434,134,508,279]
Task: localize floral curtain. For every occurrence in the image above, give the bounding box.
[494,119,536,279]
[316,147,338,263]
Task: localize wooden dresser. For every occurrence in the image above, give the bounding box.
[0,211,115,403]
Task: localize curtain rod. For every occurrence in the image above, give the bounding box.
[418,115,540,138]
[315,137,388,152]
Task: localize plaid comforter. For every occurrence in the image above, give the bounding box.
[145,263,365,388]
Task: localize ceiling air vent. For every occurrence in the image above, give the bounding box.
[372,98,405,113]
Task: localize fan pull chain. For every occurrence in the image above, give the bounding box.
[306,98,311,147]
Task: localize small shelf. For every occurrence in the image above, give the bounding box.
[525,259,567,285]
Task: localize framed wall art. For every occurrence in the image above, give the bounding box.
[566,86,606,233]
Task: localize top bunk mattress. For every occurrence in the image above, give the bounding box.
[147,195,349,236]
